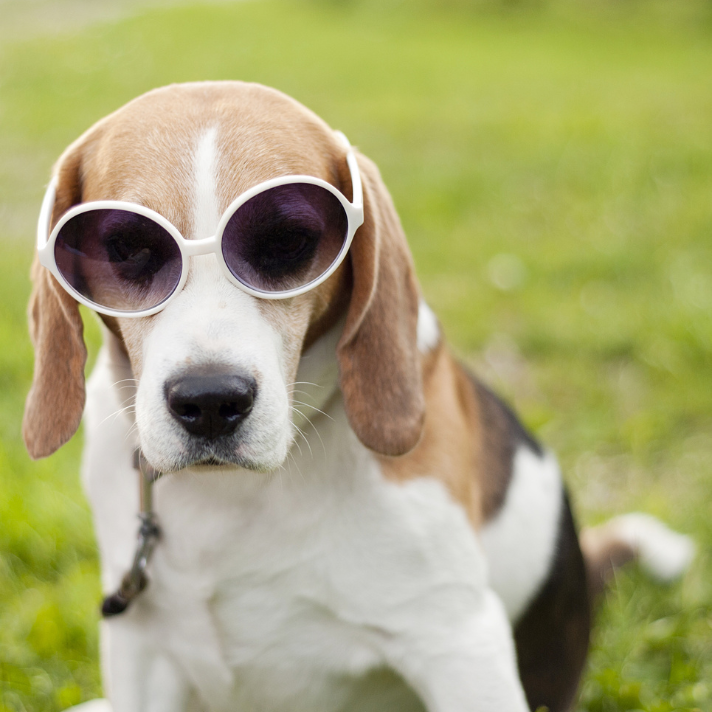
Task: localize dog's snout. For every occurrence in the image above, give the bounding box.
[166,373,257,439]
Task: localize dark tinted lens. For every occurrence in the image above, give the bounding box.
[222,183,349,293]
[54,209,182,312]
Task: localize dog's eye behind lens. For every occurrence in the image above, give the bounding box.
[222,182,349,293]
[54,208,183,312]
[106,234,155,278]
[245,222,320,279]
[104,228,173,286]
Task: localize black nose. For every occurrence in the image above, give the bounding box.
[166,373,257,439]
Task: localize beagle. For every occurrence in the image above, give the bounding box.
[24,81,694,712]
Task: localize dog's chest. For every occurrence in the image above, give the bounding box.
[150,420,484,710]
[85,370,487,711]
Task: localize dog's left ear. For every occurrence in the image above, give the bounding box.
[337,152,425,457]
[23,148,88,459]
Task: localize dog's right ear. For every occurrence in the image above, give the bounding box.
[23,148,88,459]
[336,152,425,457]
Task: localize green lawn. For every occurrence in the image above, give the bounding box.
[1,1,711,710]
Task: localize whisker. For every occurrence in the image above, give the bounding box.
[291,419,314,459]
[123,422,140,445]
[290,429,304,457]
[287,389,317,398]
[99,403,136,427]
[291,399,334,422]
[286,381,324,390]
[286,450,306,484]
[291,407,327,459]
[110,377,139,389]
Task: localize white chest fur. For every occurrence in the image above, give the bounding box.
[83,345,531,712]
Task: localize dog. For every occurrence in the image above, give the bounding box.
[24,81,694,712]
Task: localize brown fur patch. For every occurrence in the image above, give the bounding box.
[379,345,544,529]
[336,154,425,457]
[379,344,484,528]
[23,257,87,459]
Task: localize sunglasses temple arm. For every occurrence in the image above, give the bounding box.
[37,176,58,251]
[346,149,364,212]
[334,131,364,213]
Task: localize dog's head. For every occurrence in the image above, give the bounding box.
[23,81,426,472]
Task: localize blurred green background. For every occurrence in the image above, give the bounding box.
[1,0,711,710]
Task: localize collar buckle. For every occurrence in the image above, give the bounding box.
[101,450,162,618]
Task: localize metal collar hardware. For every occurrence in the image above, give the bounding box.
[101,449,162,617]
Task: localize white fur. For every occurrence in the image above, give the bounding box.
[598,513,695,582]
[479,446,563,622]
[133,128,292,474]
[193,127,221,239]
[75,130,530,711]
[417,300,439,354]
[134,257,291,473]
[290,315,343,435]
[82,345,529,712]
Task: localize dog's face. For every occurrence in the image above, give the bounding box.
[23,82,426,471]
[126,226,339,473]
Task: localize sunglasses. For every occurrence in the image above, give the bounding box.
[37,132,363,317]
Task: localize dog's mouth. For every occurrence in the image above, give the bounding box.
[196,456,225,467]
[184,454,245,473]
[161,439,274,473]
[139,406,289,474]
[185,450,251,470]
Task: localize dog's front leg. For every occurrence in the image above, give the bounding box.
[385,589,530,712]
[101,618,198,712]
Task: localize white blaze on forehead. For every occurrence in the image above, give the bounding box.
[130,125,295,473]
[193,126,221,239]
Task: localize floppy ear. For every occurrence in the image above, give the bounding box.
[336,153,425,457]
[23,150,88,459]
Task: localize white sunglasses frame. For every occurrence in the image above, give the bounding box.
[36,131,364,318]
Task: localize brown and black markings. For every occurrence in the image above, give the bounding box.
[463,373,591,712]
[469,376,591,711]
[379,343,591,712]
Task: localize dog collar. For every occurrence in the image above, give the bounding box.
[101,450,162,617]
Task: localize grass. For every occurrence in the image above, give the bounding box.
[1,0,711,710]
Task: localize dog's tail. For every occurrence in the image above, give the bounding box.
[580,513,695,599]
